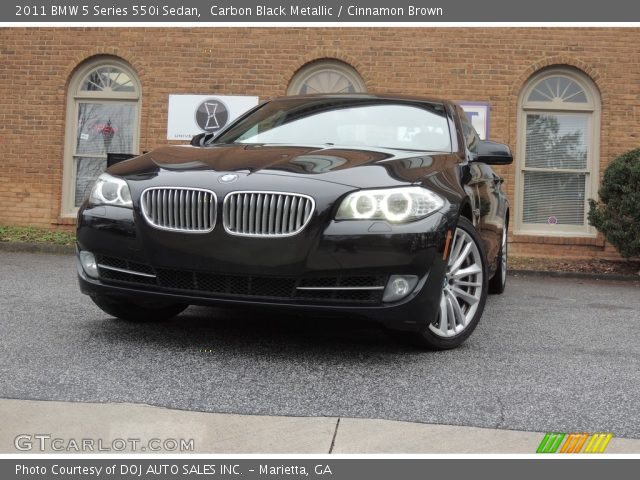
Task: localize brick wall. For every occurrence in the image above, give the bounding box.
[1,27,639,258]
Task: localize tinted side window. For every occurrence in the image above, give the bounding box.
[457,106,480,154]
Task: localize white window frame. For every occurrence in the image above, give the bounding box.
[515,68,601,237]
[61,57,141,217]
[287,60,366,95]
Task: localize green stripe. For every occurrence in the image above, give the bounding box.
[546,433,565,453]
[536,433,552,453]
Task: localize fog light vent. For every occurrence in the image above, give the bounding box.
[382,275,418,303]
[79,251,99,279]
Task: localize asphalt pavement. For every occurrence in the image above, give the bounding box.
[1,251,639,439]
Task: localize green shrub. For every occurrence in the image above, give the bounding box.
[588,148,640,258]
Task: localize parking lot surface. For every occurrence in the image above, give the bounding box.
[1,251,639,438]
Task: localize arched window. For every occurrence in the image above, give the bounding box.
[62,57,140,214]
[287,60,366,95]
[515,67,600,236]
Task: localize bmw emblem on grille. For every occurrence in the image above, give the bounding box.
[218,173,238,184]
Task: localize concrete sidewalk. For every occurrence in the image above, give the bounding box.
[1,399,638,454]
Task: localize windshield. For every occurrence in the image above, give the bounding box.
[215,99,452,152]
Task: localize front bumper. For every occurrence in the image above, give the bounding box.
[77,203,454,332]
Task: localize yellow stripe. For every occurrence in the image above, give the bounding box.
[584,434,598,453]
[590,434,605,453]
[598,433,613,453]
[573,433,589,453]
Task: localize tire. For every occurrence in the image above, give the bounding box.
[90,294,187,322]
[405,216,488,350]
[488,221,508,295]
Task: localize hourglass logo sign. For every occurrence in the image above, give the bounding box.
[167,95,258,140]
[195,99,229,133]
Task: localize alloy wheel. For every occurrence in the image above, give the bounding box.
[429,227,484,338]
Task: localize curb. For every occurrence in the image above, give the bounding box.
[2,398,640,454]
[510,268,640,282]
[0,242,75,255]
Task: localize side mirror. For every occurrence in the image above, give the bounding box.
[190,132,215,147]
[475,140,513,165]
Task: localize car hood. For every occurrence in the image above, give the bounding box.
[107,144,457,189]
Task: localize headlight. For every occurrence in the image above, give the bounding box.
[336,186,443,223]
[89,173,132,208]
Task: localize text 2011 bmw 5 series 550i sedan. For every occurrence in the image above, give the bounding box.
[77,94,512,349]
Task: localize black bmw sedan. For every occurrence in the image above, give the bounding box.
[77,94,512,349]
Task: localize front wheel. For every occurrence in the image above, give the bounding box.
[90,295,187,322]
[406,217,488,350]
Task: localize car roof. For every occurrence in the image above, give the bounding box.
[266,93,451,106]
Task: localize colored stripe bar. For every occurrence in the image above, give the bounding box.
[584,433,614,453]
[536,433,552,453]
[537,433,565,453]
[598,433,613,453]
[538,432,613,454]
[560,434,575,453]
[548,433,565,453]
[572,433,589,453]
